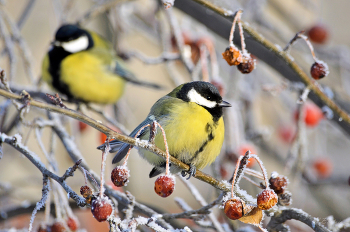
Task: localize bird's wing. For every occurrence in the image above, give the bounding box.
[109,116,155,164]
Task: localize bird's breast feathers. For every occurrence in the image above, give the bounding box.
[153,102,225,169]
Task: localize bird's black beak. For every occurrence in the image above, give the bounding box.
[218,100,231,107]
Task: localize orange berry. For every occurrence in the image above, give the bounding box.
[295,102,324,127]
[78,121,88,132]
[224,198,244,220]
[222,46,242,66]
[154,175,175,197]
[239,144,256,168]
[80,185,92,198]
[67,217,79,231]
[313,158,333,179]
[257,189,278,210]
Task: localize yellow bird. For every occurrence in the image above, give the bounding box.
[99,81,231,178]
[42,24,160,104]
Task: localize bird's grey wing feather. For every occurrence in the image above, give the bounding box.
[110,116,155,164]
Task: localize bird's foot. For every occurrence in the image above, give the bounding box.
[181,164,196,180]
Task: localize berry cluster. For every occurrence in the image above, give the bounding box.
[222,10,256,74]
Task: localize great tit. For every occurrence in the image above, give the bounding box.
[99,81,231,178]
[42,24,160,104]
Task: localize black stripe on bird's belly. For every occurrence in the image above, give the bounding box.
[188,125,215,163]
[48,48,75,99]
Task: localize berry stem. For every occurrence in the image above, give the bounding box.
[122,124,151,166]
[100,139,110,198]
[250,154,269,189]
[237,14,246,54]
[229,10,242,47]
[298,34,318,62]
[154,122,170,176]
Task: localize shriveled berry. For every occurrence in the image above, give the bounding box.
[257,189,278,210]
[80,185,92,198]
[278,191,292,206]
[311,61,329,80]
[222,46,242,66]
[111,166,130,187]
[67,217,79,231]
[237,56,256,74]
[224,198,244,220]
[91,196,113,222]
[154,175,175,197]
[269,174,288,195]
[51,221,66,232]
[308,24,328,44]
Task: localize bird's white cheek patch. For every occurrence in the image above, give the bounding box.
[187,88,216,108]
[61,35,89,53]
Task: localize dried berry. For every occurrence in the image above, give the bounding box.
[257,189,278,210]
[111,166,130,187]
[278,191,292,206]
[308,24,328,44]
[80,185,92,198]
[237,54,256,74]
[310,61,329,80]
[224,198,244,220]
[91,196,113,222]
[67,217,79,231]
[51,221,66,232]
[222,46,242,66]
[154,175,175,197]
[269,174,288,195]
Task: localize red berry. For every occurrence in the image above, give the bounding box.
[99,132,107,144]
[278,125,296,144]
[237,55,256,74]
[67,217,79,231]
[313,157,333,179]
[308,24,328,44]
[111,166,130,187]
[222,46,242,66]
[224,198,244,220]
[78,121,88,132]
[80,185,92,198]
[239,144,256,168]
[295,102,324,127]
[220,165,228,179]
[311,61,329,80]
[269,174,288,195]
[154,175,175,197]
[257,189,278,210]
[91,196,113,222]
[51,221,66,232]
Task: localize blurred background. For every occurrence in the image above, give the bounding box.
[0,0,350,231]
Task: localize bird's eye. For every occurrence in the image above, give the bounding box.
[206,96,211,100]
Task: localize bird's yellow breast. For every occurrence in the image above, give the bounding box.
[142,102,225,170]
[59,52,125,104]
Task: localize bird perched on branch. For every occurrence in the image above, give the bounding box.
[42,24,161,104]
[99,81,231,178]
